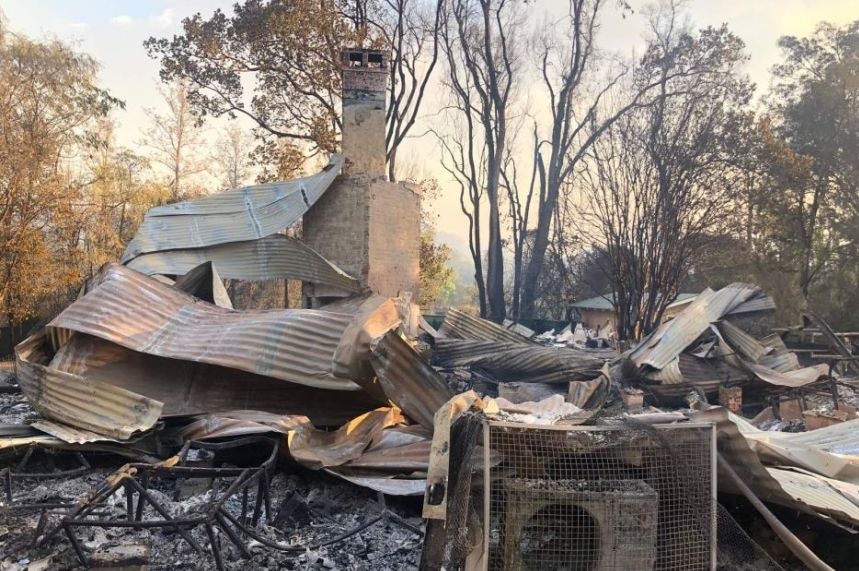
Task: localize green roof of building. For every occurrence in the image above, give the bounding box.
[571,292,698,311]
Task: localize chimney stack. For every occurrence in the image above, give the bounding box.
[341,48,389,180]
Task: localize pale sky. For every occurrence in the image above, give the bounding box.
[1,0,857,254]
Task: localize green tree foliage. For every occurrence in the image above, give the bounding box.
[718,21,859,328]
[419,231,455,307]
[415,177,455,308]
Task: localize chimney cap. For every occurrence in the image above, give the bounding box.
[342,48,389,71]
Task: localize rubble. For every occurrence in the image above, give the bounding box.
[2,110,859,570]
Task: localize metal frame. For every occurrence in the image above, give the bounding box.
[57,436,278,571]
[481,419,718,571]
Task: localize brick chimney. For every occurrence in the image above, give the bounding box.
[303,48,419,310]
[341,48,389,180]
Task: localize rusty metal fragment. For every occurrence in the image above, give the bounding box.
[370,332,453,429]
[15,332,163,440]
[47,264,385,391]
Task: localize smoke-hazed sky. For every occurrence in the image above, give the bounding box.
[2,0,857,251]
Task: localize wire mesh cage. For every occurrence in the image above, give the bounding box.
[482,420,716,571]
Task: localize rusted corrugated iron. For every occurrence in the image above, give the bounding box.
[48,264,381,391]
[126,234,360,293]
[438,308,535,344]
[49,333,383,425]
[370,332,453,430]
[121,155,343,263]
[15,332,163,440]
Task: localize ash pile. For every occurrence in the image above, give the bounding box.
[1,158,858,570]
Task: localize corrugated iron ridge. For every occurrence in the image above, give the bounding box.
[15,333,162,439]
[433,338,606,374]
[439,308,535,345]
[717,320,769,362]
[121,155,343,262]
[48,264,358,390]
[432,339,511,367]
[126,234,360,292]
[370,332,453,430]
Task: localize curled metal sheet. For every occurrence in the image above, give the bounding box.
[769,468,859,526]
[717,320,769,362]
[121,155,343,263]
[178,408,431,495]
[126,234,360,292]
[438,308,535,344]
[48,264,370,391]
[15,332,163,440]
[370,332,453,430]
[171,261,233,308]
[49,333,383,426]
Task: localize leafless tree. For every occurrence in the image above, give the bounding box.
[211,123,254,191]
[437,0,520,321]
[572,5,751,340]
[142,81,206,200]
[347,0,445,180]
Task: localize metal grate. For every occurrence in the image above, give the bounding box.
[483,420,716,571]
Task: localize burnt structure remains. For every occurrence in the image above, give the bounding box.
[304,49,420,305]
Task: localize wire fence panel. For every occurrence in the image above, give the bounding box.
[483,421,715,571]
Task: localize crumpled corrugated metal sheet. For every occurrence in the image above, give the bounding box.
[47,264,389,391]
[723,290,776,317]
[15,332,163,440]
[729,412,859,483]
[48,333,383,425]
[696,407,859,527]
[433,338,608,382]
[630,283,764,371]
[30,419,131,444]
[121,155,343,263]
[717,320,769,362]
[744,362,829,388]
[126,234,360,293]
[438,308,535,345]
[694,408,827,518]
[369,332,453,430]
[171,261,233,308]
[769,467,859,526]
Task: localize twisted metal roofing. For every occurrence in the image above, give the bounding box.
[15,332,163,440]
[121,155,343,263]
[48,264,363,391]
[126,234,359,292]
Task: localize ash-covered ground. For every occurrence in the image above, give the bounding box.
[0,364,423,571]
[1,459,423,570]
